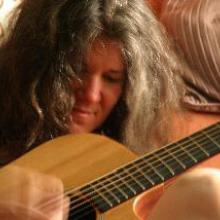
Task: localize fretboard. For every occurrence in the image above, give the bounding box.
[77,122,220,213]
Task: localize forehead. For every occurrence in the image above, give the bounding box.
[87,37,123,57]
[84,37,125,70]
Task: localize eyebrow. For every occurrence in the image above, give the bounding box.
[106,70,125,77]
[81,61,125,75]
[107,70,124,74]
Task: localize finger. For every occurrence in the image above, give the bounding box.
[62,196,70,220]
[32,174,65,220]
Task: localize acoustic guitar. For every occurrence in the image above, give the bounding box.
[5,122,220,219]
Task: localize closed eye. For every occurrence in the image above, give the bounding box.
[103,74,124,84]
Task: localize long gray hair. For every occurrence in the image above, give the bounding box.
[0,0,182,161]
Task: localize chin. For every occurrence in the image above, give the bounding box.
[69,123,93,134]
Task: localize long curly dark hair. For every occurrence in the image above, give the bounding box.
[0,0,183,163]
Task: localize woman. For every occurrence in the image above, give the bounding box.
[0,0,182,219]
[0,0,181,163]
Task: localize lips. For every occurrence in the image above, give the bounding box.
[71,107,96,121]
[73,107,94,114]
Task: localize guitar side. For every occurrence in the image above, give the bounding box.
[5,133,139,220]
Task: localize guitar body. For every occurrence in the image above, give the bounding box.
[7,133,139,220]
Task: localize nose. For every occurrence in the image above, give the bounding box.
[76,77,101,103]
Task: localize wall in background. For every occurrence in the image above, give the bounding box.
[0,0,21,40]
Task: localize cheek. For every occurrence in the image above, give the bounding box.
[103,86,123,112]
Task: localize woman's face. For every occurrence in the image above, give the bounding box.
[69,38,125,134]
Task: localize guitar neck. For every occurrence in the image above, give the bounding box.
[70,122,220,213]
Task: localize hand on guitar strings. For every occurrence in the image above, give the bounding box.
[0,165,69,220]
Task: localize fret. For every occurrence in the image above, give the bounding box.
[89,182,114,208]
[80,184,113,211]
[68,193,96,220]
[125,163,154,188]
[134,162,156,186]
[188,134,210,157]
[92,171,135,212]
[179,142,198,164]
[203,139,220,155]
[114,170,137,196]
[122,167,146,190]
[184,149,198,163]
[191,124,219,156]
[205,130,220,150]
[199,131,220,155]
[186,139,208,162]
[146,159,165,182]
[140,161,162,185]
[116,168,144,195]
[164,145,186,170]
[141,171,156,186]
[94,178,121,204]
[153,151,175,176]
[104,173,129,200]
[209,125,220,151]
[195,140,210,156]
[206,122,220,135]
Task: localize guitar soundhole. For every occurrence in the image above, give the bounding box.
[68,195,97,220]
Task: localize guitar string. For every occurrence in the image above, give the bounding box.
[67,131,220,220]
[37,124,220,215]
[42,142,220,219]
[70,131,220,219]
[37,124,220,217]
[41,124,219,202]
[38,125,220,218]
